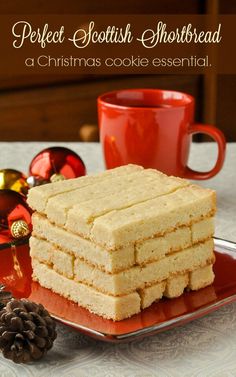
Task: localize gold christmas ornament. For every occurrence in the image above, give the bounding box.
[0,169,29,196]
[10,220,30,239]
[50,173,66,183]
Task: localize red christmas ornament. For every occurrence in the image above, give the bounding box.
[29,147,86,183]
[0,190,32,244]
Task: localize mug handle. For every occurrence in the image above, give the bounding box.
[185,124,226,180]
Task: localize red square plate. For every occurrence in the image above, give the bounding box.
[0,237,236,343]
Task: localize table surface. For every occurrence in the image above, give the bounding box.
[0,142,236,377]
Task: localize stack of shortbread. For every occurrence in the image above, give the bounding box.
[27,164,216,321]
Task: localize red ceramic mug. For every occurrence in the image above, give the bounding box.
[98,89,226,179]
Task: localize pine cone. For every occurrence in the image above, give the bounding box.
[0,298,57,363]
[0,284,12,310]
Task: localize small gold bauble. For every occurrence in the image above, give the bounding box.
[0,169,29,195]
[10,220,30,239]
[50,173,66,183]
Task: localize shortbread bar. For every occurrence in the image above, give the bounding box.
[28,164,216,320]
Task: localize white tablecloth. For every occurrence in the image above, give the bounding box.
[0,142,235,377]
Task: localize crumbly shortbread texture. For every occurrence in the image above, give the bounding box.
[31,214,214,272]
[28,164,216,321]
[32,260,215,320]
